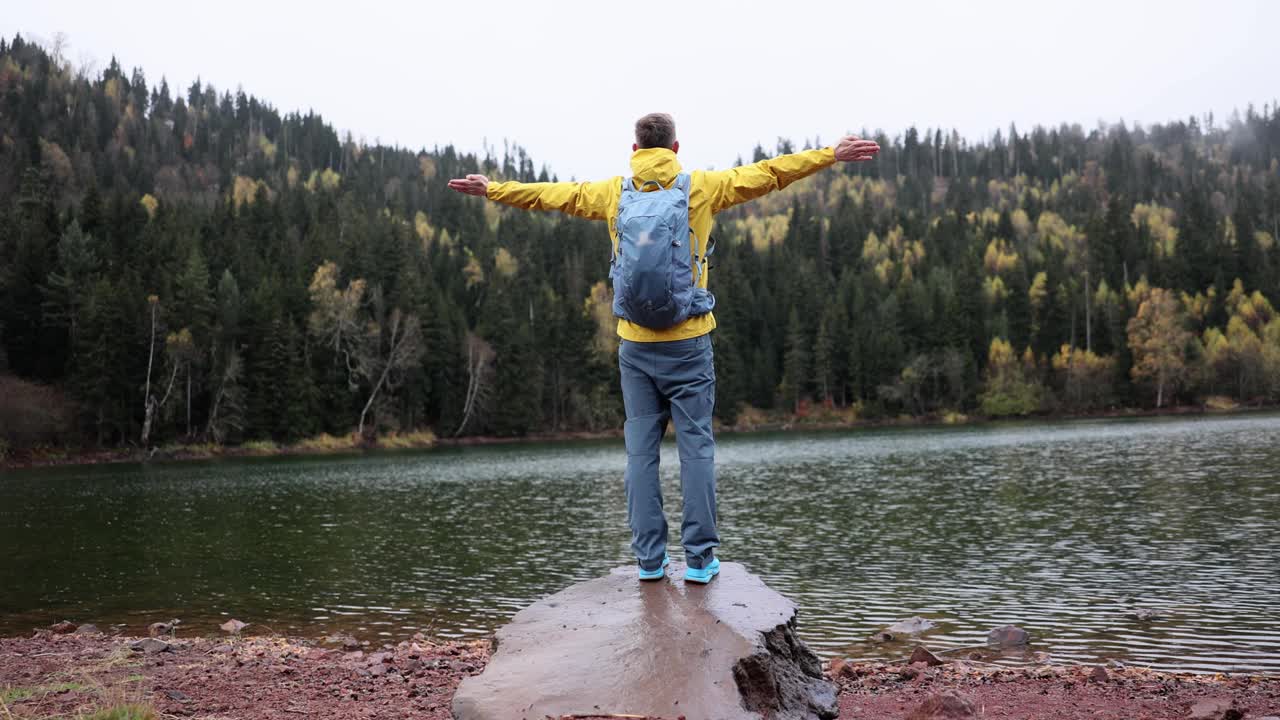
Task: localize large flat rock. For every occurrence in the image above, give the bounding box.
[452,561,836,720]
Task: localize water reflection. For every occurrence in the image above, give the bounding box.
[2,414,1278,674]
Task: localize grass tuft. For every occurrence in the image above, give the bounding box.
[79,704,157,720]
[377,429,437,449]
[240,439,278,453]
[292,432,359,452]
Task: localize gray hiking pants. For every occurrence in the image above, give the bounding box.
[618,334,718,571]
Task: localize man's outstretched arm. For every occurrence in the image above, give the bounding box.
[446,174,615,222]
[703,135,880,214]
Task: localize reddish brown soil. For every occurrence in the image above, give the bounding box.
[832,658,1280,720]
[2,631,1277,719]
[0,630,486,719]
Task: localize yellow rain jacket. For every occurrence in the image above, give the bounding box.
[486,146,837,342]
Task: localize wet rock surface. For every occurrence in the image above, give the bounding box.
[452,561,836,720]
[986,624,1030,648]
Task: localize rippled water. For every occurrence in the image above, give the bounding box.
[2,414,1279,674]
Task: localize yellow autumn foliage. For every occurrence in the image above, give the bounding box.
[1028,271,1049,310]
[414,211,435,246]
[419,156,437,181]
[231,175,271,209]
[304,168,341,192]
[494,247,519,278]
[139,193,159,219]
[257,134,277,161]
[584,281,618,358]
[1131,202,1178,257]
[983,237,1019,274]
[982,276,1008,305]
[462,249,485,288]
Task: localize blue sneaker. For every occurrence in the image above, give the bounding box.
[684,557,720,584]
[638,553,670,581]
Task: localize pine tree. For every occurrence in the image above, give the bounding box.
[781,306,809,412]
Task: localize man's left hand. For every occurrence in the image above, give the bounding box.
[834,136,880,163]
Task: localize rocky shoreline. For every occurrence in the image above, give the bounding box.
[1,627,1276,720]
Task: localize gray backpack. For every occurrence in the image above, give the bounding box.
[609,173,715,329]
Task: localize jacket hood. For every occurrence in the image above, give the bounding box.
[629,148,683,185]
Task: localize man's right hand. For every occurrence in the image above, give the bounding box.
[834,136,880,163]
[447,174,490,197]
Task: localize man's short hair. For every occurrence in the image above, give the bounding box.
[635,113,676,149]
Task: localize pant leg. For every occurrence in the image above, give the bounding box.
[618,339,670,570]
[653,334,718,570]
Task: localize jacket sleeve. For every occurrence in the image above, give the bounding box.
[701,147,837,214]
[485,178,617,221]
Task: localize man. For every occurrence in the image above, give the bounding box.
[448,113,879,583]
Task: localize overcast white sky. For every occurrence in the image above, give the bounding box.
[8,1,1278,180]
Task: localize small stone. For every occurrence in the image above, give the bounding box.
[1188,697,1241,720]
[148,621,175,638]
[74,624,101,635]
[909,646,945,667]
[1127,607,1166,622]
[906,691,977,720]
[886,617,937,635]
[211,644,233,653]
[130,638,173,654]
[162,688,192,703]
[828,657,846,676]
[1089,666,1108,683]
[219,619,248,635]
[49,621,77,634]
[369,664,388,677]
[986,625,1030,648]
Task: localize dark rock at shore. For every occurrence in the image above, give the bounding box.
[905,691,978,719]
[910,645,946,667]
[49,621,77,634]
[148,620,179,638]
[987,625,1030,648]
[74,624,101,635]
[452,561,836,720]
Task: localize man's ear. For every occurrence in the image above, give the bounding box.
[672,140,680,154]
[632,143,638,152]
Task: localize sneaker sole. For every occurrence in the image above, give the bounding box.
[638,557,671,581]
[684,563,720,584]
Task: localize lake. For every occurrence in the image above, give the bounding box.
[2,414,1279,674]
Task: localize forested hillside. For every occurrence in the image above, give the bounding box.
[2,34,1279,455]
